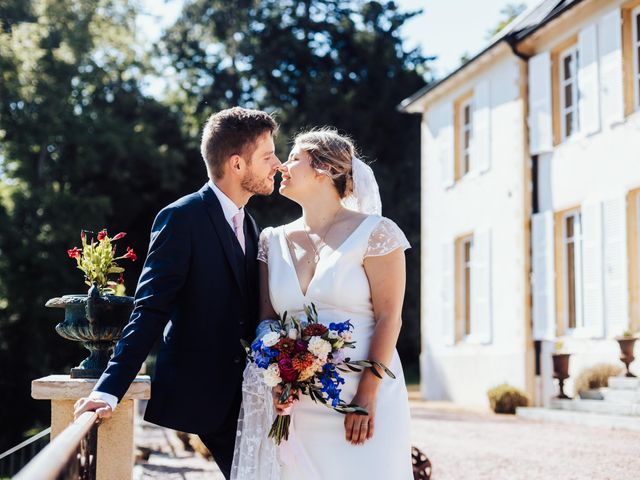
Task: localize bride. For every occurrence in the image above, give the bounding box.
[231,128,413,479]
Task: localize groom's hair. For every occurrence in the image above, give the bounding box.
[201,107,278,179]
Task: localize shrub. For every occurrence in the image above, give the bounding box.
[487,383,529,414]
[573,363,623,397]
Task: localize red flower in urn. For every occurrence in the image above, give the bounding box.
[67,229,137,295]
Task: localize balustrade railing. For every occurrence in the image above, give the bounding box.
[13,412,99,480]
[0,427,50,478]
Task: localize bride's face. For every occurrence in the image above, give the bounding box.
[279,145,323,200]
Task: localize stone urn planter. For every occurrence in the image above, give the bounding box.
[552,353,571,399]
[615,336,637,378]
[47,282,134,378]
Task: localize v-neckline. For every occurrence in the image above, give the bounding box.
[281,216,375,297]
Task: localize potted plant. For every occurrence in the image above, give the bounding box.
[573,363,623,400]
[615,330,638,378]
[552,341,571,399]
[46,229,137,378]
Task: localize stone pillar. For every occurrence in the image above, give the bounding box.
[32,375,151,480]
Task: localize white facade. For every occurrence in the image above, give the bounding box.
[409,0,640,408]
[530,1,640,404]
[420,49,531,406]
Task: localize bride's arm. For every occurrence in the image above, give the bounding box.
[256,261,279,337]
[344,248,406,445]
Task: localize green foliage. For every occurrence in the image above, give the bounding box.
[485,2,527,40]
[0,0,188,451]
[0,0,431,451]
[487,383,529,414]
[160,0,429,367]
[573,363,623,396]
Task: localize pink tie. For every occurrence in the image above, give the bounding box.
[232,211,246,254]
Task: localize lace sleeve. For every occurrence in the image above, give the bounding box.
[364,217,410,258]
[257,227,271,263]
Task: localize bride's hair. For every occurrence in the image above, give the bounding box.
[293,127,356,198]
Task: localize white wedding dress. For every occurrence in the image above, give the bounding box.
[232,214,413,480]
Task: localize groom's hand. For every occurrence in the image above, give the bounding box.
[74,397,113,420]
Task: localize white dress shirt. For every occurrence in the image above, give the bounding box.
[90,180,244,411]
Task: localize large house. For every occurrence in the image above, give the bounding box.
[400,0,640,407]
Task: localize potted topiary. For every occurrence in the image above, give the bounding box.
[552,341,571,399]
[487,383,529,414]
[615,330,638,378]
[46,229,137,378]
[573,363,623,400]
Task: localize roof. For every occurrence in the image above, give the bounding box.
[398,0,584,112]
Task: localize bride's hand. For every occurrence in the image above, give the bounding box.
[344,390,377,445]
[272,385,298,415]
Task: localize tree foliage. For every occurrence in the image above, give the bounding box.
[0,0,187,450]
[0,0,430,450]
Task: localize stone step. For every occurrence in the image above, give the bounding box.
[550,398,640,416]
[602,388,640,403]
[516,407,640,432]
[608,376,640,390]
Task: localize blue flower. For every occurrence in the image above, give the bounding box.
[251,338,264,352]
[262,346,280,358]
[254,353,271,369]
[328,320,353,334]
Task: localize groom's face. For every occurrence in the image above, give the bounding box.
[241,132,280,195]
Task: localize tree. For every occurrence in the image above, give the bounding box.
[486,2,527,39]
[0,0,187,450]
[160,0,431,371]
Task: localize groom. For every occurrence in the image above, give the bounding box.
[73,107,281,478]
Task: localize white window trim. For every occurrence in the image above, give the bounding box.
[562,211,585,333]
[459,98,473,178]
[559,46,580,141]
[632,6,640,111]
[461,237,473,340]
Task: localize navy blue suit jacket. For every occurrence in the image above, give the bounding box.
[94,183,260,434]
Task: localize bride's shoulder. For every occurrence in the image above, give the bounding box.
[364,215,410,256]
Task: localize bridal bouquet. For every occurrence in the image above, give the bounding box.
[242,304,395,445]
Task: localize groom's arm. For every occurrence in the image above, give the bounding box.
[91,205,191,404]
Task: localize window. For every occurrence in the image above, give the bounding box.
[453,90,473,180]
[456,234,474,339]
[459,99,473,177]
[563,211,584,330]
[633,7,640,109]
[559,46,580,140]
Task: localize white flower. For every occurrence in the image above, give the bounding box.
[263,364,282,387]
[287,328,298,340]
[341,331,352,342]
[262,331,280,347]
[308,336,332,361]
[327,330,340,339]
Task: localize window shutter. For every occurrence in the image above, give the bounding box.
[598,8,624,127]
[578,23,601,135]
[471,228,492,344]
[528,52,553,154]
[603,196,629,337]
[581,201,605,338]
[438,103,455,188]
[442,241,455,346]
[472,80,491,174]
[532,212,556,340]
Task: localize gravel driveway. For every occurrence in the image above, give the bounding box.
[411,400,640,480]
[134,397,640,479]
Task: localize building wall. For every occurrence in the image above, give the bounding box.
[420,54,530,407]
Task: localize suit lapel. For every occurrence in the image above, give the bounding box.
[198,183,245,295]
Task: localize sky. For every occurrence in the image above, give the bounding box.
[137,0,541,85]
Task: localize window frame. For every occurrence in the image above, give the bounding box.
[455,233,474,342]
[559,45,580,141]
[459,98,473,178]
[632,6,640,110]
[561,210,585,332]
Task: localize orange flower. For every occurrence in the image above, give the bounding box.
[292,352,315,372]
